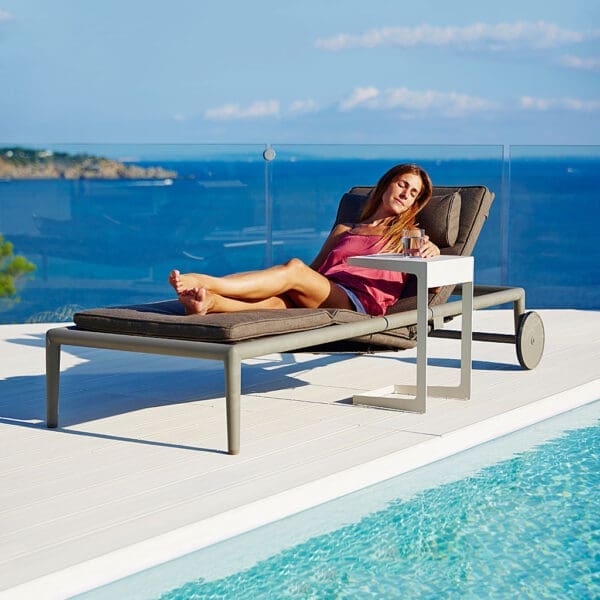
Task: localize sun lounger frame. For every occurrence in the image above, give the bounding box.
[46,283,542,455]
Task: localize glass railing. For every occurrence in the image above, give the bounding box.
[506,145,599,310]
[0,144,597,324]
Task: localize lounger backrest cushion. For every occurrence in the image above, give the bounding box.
[431,186,494,258]
[417,191,462,248]
[333,184,494,311]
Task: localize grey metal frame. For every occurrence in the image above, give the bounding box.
[351,255,474,412]
[46,283,538,455]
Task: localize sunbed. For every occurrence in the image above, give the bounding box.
[45,184,545,454]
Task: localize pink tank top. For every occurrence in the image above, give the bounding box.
[317,231,407,316]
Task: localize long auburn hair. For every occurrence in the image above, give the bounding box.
[360,163,433,252]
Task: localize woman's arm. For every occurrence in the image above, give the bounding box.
[310,223,352,270]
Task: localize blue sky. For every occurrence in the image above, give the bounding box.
[1,0,598,145]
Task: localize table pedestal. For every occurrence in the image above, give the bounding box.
[348,255,474,412]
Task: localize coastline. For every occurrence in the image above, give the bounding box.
[0,147,177,180]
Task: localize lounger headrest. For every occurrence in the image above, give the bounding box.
[417,191,461,248]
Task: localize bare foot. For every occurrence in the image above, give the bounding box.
[178,287,211,315]
[169,269,207,295]
[168,269,184,294]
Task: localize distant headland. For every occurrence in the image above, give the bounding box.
[0,147,178,180]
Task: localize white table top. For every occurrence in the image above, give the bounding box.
[348,254,474,288]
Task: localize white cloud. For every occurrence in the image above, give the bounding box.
[339,87,380,111]
[201,89,599,125]
[204,100,280,120]
[339,86,496,116]
[316,21,599,52]
[559,55,600,71]
[0,9,13,23]
[288,98,319,114]
[519,96,600,111]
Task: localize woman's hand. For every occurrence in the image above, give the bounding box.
[420,235,440,258]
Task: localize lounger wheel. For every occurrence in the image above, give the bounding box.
[516,311,545,370]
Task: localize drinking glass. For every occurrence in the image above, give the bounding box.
[401,228,424,257]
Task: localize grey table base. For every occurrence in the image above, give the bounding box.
[349,255,474,413]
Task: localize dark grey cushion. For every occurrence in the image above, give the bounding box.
[417,191,461,248]
[334,192,371,225]
[329,308,416,348]
[74,301,334,342]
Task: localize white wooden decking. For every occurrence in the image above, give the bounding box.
[1,309,599,598]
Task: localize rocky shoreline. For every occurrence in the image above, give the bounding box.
[0,147,177,180]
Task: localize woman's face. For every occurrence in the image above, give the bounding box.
[379,172,423,217]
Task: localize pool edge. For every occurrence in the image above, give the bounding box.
[4,379,599,600]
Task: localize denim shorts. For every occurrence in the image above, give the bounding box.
[338,285,367,314]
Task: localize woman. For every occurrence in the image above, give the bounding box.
[169,163,440,316]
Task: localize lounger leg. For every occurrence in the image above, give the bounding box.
[224,349,241,455]
[46,332,61,428]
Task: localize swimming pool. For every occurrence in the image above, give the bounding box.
[77,400,599,599]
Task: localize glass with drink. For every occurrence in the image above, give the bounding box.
[401,228,424,257]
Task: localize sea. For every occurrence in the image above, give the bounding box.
[0,151,598,323]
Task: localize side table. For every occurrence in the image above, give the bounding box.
[347,254,474,412]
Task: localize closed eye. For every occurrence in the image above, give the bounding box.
[398,180,419,198]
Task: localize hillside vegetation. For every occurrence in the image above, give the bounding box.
[0,147,177,180]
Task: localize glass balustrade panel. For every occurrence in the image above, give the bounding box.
[0,144,266,323]
[507,145,599,309]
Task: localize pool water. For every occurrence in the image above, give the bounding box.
[81,402,599,599]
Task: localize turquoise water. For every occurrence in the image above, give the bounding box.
[80,402,599,599]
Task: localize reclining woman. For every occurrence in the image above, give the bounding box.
[169,163,440,317]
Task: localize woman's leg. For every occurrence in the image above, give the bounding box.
[169,259,355,313]
[178,287,290,315]
[171,261,317,300]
